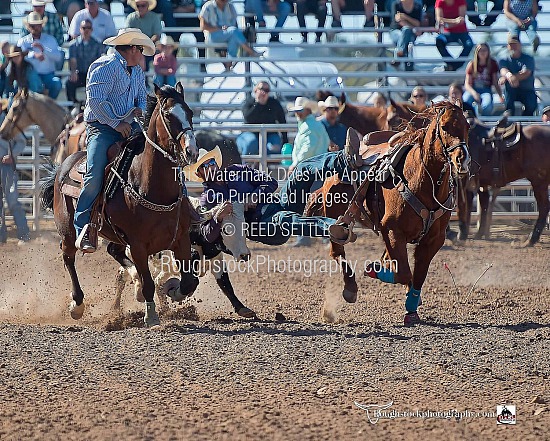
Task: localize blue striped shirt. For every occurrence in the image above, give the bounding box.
[84,51,147,129]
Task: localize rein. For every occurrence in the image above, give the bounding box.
[4,97,30,142]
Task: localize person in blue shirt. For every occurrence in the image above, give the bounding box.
[74,28,154,252]
[317,95,347,151]
[183,146,350,246]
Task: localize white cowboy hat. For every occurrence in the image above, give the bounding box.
[317,95,340,111]
[182,146,223,182]
[23,11,48,27]
[287,97,318,112]
[30,0,53,6]
[156,35,175,47]
[128,0,157,11]
[103,28,156,56]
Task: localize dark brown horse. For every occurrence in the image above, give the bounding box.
[40,83,200,327]
[307,102,471,325]
[456,118,550,246]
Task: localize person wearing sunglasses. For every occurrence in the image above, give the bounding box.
[69,0,117,42]
[237,81,288,156]
[74,29,155,252]
[66,19,105,103]
[409,86,428,107]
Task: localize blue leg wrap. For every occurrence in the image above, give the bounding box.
[405,287,422,313]
[376,267,395,284]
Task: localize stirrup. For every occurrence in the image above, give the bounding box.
[329,219,357,245]
[75,224,96,253]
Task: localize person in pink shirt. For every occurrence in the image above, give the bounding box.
[435,0,474,71]
[153,35,177,87]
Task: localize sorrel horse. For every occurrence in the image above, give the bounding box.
[315,91,426,136]
[456,117,550,246]
[307,102,470,325]
[0,88,242,166]
[40,83,200,327]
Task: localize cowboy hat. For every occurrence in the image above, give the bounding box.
[317,95,340,111]
[128,0,157,11]
[156,35,175,48]
[287,97,318,112]
[542,105,550,115]
[30,0,53,6]
[23,11,48,27]
[103,28,156,56]
[182,146,222,182]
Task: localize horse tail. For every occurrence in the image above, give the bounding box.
[39,159,59,211]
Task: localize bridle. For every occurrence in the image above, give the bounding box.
[2,96,30,141]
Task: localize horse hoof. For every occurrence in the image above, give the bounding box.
[237,307,256,318]
[342,288,357,303]
[404,312,421,326]
[162,278,184,302]
[69,300,85,320]
[144,302,161,328]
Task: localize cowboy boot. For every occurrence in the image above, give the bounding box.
[344,127,362,169]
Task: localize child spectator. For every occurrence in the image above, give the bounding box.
[153,35,178,87]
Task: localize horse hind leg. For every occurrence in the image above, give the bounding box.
[211,255,256,318]
[523,182,549,246]
[61,240,86,320]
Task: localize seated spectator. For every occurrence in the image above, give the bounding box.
[409,86,428,106]
[504,0,540,53]
[0,41,9,98]
[542,105,550,123]
[435,0,474,71]
[69,0,116,42]
[21,1,66,48]
[245,0,291,43]
[463,43,503,116]
[296,0,327,43]
[317,95,347,151]
[17,12,63,98]
[236,81,288,155]
[389,0,422,71]
[153,35,178,87]
[372,92,387,108]
[448,82,475,114]
[66,19,105,103]
[4,46,42,94]
[467,0,503,27]
[172,0,206,72]
[199,0,262,70]
[332,0,373,29]
[126,0,162,74]
[498,34,537,116]
[0,102,30,244]
[54,0,84,23]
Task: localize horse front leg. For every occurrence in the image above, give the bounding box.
[130,246,159,328]
[61,239,86,320]
[523,181,550,246]
[406,226,447,326]
[211,255,256,318]
[107,242,140,312]
[329,242,358,303]
[365,229,412,287]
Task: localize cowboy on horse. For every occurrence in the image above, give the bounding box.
[74,28,155,252]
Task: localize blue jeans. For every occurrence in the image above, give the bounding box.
[389,27,416,57]
[506,18,538,45]
[0,164,29,241]
[153,74,176,87]
[503,86,537,116]
[74,122,125,235]
[25,68,43,94]
[245,0,291,39]
[209,27,247,58]
[463,87,494,116]
[248,202,336,245]
[37,72,62,99]
[236,131,282,156]
[435,32,474,70]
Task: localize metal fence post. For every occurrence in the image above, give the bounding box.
[259,125,268,171]
[31,128,41,232]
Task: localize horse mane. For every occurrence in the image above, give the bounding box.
[398,101,456,146]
